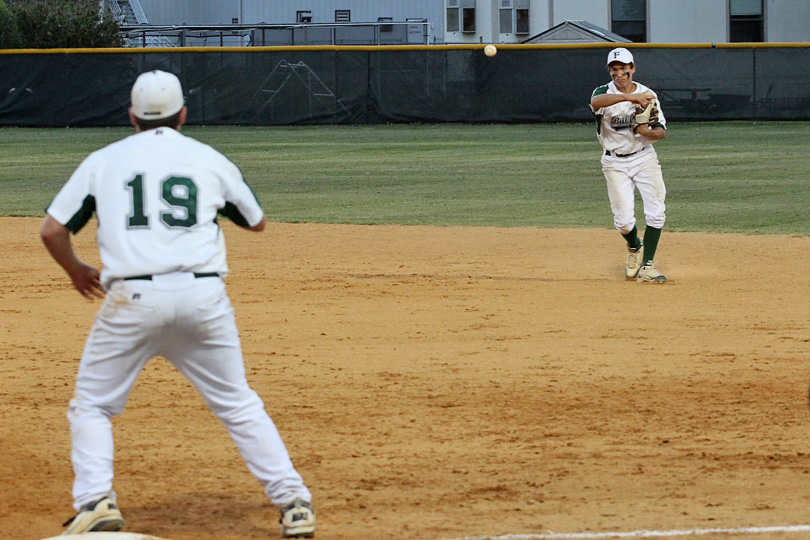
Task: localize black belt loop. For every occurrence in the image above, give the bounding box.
[124,272,219,281]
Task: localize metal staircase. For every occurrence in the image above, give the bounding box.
[107,0,148,25]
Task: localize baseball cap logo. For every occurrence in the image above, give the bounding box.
[607,47,633,66]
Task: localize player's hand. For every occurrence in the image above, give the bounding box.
[628,91,654,107]
[69,263,105,301]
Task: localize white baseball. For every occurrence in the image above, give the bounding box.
[484,44,497,57]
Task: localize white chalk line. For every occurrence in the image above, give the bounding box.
[438,525,810,540]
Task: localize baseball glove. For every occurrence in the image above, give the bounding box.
[634,92,659,126]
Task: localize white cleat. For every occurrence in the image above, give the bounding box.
[280,498,316,538]
[625,241,643,279]
[637,261,667,283]
[62,496,124,535]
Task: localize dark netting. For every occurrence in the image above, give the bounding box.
[628,47,756,120]
[1,46,809,127]
[752,47,810,120]
[210,50,369,125]
[0,53,136,126]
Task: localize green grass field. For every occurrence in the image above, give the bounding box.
[1,122,808,234]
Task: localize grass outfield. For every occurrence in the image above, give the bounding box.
[1,121,808,234]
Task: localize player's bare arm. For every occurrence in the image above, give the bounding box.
[40,215,105,300]
[591,92,653,110]
[635,124,667,141]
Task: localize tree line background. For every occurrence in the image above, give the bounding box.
[0,0,123,49]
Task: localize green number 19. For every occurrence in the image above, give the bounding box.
[126,174,198,229]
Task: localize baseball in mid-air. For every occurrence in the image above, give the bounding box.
[484,44,497,57]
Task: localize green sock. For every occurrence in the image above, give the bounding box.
[642,226,662,263]
[621,226,641,250]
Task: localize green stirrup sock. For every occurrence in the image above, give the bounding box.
[621,226,641,250]
[642,226,662,263]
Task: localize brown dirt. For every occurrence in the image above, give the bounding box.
[3,216,810,540]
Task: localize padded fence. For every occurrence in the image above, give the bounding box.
[1,44,809,127]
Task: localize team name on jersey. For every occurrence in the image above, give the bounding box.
[610,114,635,131]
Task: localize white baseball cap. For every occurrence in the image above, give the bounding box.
[607,47,634,66]
[130,70,184,120]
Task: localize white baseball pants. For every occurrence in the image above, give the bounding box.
[601,147,667,233]
[68,272,310,511]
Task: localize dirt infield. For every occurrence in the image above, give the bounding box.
[3,216,810,540]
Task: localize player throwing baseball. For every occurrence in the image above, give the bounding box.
[590,47,668,283]
[41,70,316,538]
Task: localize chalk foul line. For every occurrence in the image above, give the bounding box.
[439,525,810,540]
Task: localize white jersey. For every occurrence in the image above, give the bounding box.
[47,128,264,288]
[591,81,666,155]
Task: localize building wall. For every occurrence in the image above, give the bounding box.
[550,0,608,28]
[649,0,726,44]
[242,0,441,26]
[139,0,441,34]
[528,0,551,31]
[445,0,609,44]
[766,0,810,42]
[486,0,610,44]
[136,0,810,44]
[139,0,240,25]
[447,0,810,45]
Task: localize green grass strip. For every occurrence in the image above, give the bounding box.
[1,122,808,235]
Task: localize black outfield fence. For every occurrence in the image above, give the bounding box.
[1,43,809,127]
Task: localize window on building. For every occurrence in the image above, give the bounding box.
[447,0,474,33]
[516,8,529,34]
[297,11,312,23]
[611,0,646,42]
[447,0,460,32]
[335,10,350,23]
[499,8,512,33]
[378,17,393,33]
[462,7,476,32]
[447,8,460,32]
[498,0,513,33]
[730,0,763,42]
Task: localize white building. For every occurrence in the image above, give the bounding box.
[125,0,810,44]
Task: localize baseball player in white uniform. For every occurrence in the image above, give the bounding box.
[590,47,668,283]
[40,70,316,538]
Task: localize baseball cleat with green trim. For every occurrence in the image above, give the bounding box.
[637,261,667,283]
[61,495,124,535]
